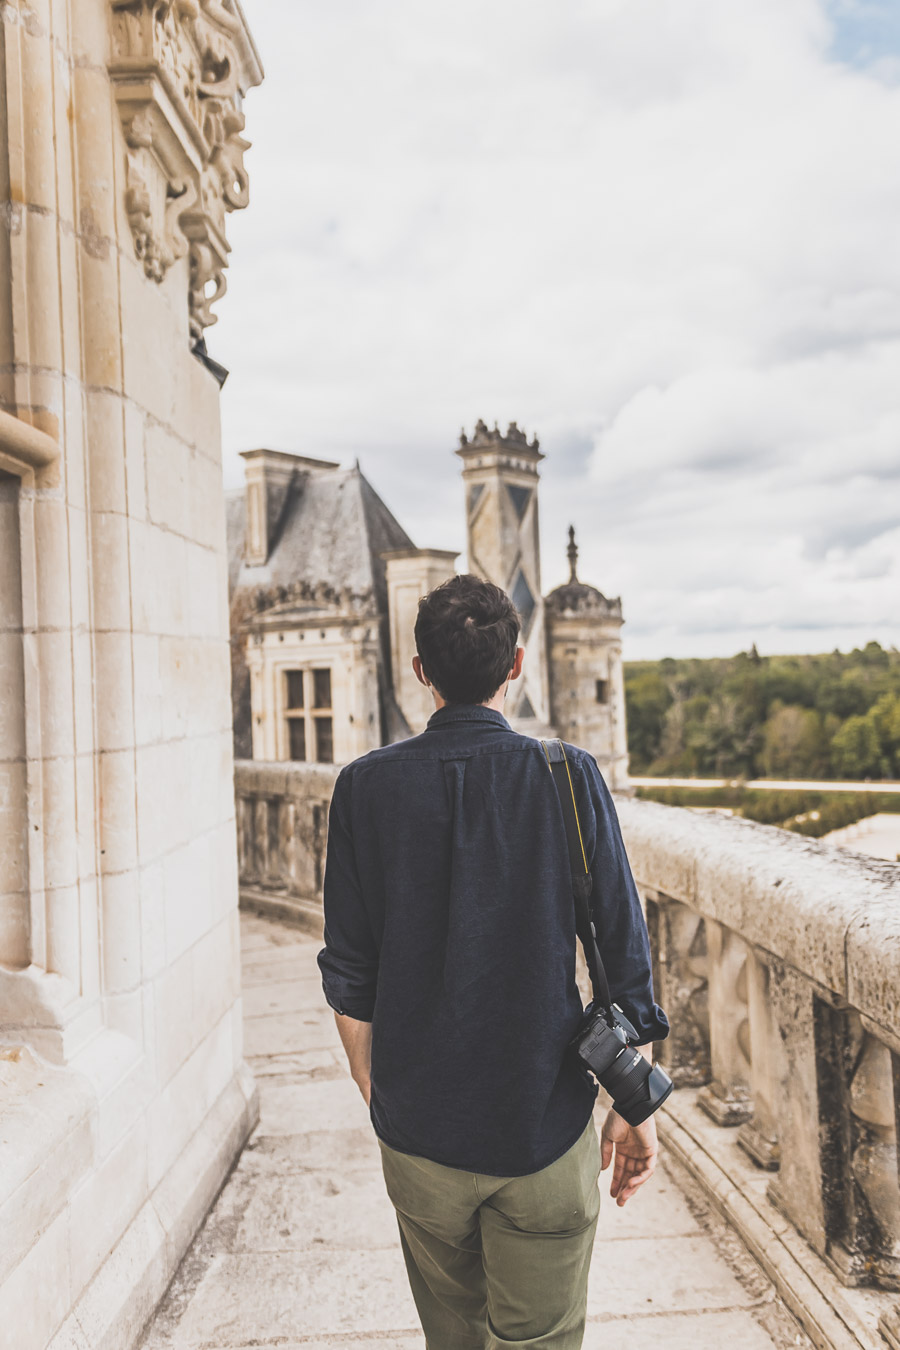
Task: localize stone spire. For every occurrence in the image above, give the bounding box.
[567,525,578,584]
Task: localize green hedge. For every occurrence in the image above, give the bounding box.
[633,784,900,838]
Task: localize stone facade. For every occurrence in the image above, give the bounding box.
[229,423,629,787]
[0,2,261,1346]
[226,452,446,763]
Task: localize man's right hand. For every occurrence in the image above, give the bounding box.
[599,1109,658,1206]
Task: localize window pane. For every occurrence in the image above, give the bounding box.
[315,716,333,764]
[288,718,307,761]
[286,670,304,710]
[313,667,332,709]
[595,679,609,705]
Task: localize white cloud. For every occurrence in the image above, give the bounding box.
[216,0,900,658]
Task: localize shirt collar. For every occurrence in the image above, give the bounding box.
[425,703,512,732]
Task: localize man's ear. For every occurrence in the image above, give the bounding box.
[509,646,525,681]
[412,654,430,688]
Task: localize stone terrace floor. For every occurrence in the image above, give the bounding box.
[139,912,810,1350]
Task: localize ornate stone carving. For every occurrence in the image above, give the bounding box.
[108,0,262,338]
[459,419,541,454]
[644,894,711,1087]
[697,922,754,1126]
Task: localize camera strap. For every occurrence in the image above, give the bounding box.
[541,739,614,1017]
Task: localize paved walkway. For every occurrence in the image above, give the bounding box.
[140,913,801,1350]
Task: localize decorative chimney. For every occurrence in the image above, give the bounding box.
[239,448,338,566]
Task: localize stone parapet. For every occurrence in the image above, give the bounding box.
[616,798,900,1041]
[616,795,900,1347]
[235,760,341,933]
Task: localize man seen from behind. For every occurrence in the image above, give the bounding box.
[318,573,669,1349]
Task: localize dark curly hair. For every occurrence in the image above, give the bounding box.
[414,573,520,705]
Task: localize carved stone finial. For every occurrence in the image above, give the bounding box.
[462,419,542,455]
[567,525,578,583]
[108,0,263,341]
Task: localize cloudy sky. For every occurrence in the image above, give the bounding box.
[216,0,900,660]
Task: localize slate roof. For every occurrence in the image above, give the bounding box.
[226,461,414,621]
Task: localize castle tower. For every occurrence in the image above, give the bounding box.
[456,420,551,724]
[545,527,629,788]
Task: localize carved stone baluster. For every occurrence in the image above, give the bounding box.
[251,795,267,887]
[698,921,753,1125]
[818,1015,900,1289]
[645,894,710,1086]
[284,797,301,898]
[880,1046,900,1344]
[312,800,328,898]
[264,796,284,890]
[766,970,830,1255]
[847,1033,900,1289]
[738,948,784,1169]
[770,989,900,1288]
[234,790,252,888]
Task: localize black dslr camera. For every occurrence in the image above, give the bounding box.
[571,1001,673,1127]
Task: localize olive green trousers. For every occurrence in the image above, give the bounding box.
[378,1116,602,1350]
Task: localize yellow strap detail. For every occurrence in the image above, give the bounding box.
[560,743,589,875]
[543,738,590,876]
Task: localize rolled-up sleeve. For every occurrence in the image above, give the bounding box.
[317,767,379,1021]
[576,752,669,1045]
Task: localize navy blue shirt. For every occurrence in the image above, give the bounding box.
[318,703,669,1177]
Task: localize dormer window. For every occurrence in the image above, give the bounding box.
[283,667,334,763]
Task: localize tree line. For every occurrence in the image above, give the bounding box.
[625,641,900,780]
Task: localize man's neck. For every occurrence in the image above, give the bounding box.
[431,683,509,715]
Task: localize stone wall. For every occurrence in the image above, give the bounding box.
[0,2,261,1346]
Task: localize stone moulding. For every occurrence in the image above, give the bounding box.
[108,0,263,339]
[0,406,59,479]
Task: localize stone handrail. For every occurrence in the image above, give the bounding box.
[616,797,900,1350]
[234,759,900,1347]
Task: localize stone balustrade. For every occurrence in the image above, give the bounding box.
[235,761,340,930]
[234,759,900,1348]
[616,797,900,1350]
